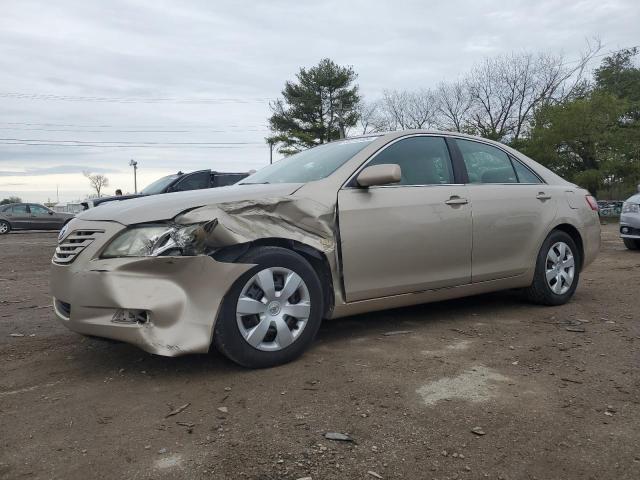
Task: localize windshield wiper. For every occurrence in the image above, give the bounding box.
[239,181,270,185]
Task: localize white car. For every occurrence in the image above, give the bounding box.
[620,192,640,249]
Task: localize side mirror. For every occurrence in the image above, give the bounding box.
[48,210,54,215]
[356,164,401,188]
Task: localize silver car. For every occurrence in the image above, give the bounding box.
[50,130,601,368]
[620,192,640,249]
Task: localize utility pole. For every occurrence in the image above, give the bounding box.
[129,159,138,193]
[266,138,277,164]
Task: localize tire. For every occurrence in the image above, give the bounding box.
[0,220,10,235]
[623,238,640,250]
[213,246,324,368]
[524,230,580,306]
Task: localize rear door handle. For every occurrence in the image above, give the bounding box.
[536,192,552,201]
[445,196,468,206]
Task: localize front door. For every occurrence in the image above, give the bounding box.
[8,204,31,228]
[338,135,472,302]
[29,204,57,229]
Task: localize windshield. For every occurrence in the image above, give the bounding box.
[241,137,377,184]
[140,174,180,194]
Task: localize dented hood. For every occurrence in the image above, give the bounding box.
[76,183,304,225]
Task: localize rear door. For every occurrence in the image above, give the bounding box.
[452,138,558,282]
[338,135,472,301]
[9,204,31,228]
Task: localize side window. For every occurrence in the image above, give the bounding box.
[12,204,29,214]
[30,204,49,215]
[367,136,454,186]
[213,174,245,187]
[512,159,542,184]
[456,139,517,184]
[172,172,211,192]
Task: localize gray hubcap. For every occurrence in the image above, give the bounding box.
[0,222,8,233]
[236,267,311,352]
[545,241,575,295]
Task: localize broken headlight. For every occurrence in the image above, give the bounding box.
[101,223,208,258]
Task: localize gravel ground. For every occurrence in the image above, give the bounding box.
[0,223,638,480]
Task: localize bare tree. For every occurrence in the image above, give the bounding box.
[434,81,473,132]
[379,89,439,130]
[465,40,602,140]
[83,171,109,197]
[355,100,388,134]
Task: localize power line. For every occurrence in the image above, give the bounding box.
[0,121,268,128]
[0,141,264,149]
[0,137,263,145]
[0,92,274,104]
[0,126,269,133]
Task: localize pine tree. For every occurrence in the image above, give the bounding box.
[268,58,360,155]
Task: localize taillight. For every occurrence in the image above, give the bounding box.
[585,195,598,211]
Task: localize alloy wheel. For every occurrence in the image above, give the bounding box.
[0,222,8,234]
[545,241,575,295]
[236,267,311,352]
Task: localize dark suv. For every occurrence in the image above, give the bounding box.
[0,203,74,234]
[82,169,249,209]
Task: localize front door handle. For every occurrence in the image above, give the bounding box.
[536,192,552,201]
[445,196,468,206]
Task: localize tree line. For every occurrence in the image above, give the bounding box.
[267,42,640,199]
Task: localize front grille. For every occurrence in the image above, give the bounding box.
[53,229,104,264]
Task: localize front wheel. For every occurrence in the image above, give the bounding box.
[0,220,10,235]
[524,230,580,306]
[213,246,324,368]
[623,238,640,250]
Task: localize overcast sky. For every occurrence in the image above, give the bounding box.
[1,0,638,202]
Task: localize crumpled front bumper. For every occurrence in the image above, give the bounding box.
[51,248,252,357]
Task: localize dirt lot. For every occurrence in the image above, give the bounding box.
[0,223,638,480]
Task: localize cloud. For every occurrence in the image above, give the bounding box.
[0,0,638,203]
[0,165,119,176]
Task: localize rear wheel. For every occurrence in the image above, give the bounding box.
[524,230,580,306]
[213,246,324,368]
[0,221,10,235]
[623,238,640,250]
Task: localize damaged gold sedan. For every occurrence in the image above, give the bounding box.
[51,131,600,367]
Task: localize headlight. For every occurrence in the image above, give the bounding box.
[622,202,640,214]
[101,223,207,258]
